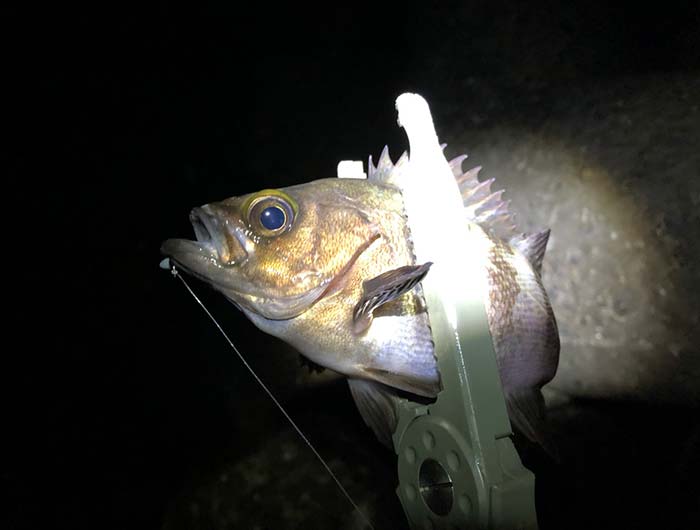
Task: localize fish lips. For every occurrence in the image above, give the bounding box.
[160,237,245,297]
[161,204,250,294]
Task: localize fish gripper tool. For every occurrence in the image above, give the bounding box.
[385,94,538,530]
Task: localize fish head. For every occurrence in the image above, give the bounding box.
[161,179,380,320]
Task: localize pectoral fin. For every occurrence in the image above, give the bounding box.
[352,262,432,334]
[347,378,400,447]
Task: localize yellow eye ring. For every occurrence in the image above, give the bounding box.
[243,190,297,236]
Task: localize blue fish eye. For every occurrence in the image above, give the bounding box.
[260,205,286,230]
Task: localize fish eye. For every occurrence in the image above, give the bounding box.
[245,190,297,236]
[260,205,286,230]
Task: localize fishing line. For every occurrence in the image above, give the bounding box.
[169,264,375,530]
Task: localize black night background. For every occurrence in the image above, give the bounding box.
[5,2,699,529]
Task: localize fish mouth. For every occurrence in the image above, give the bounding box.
[188,206,248,265]
[189,207,226,260]
[160,206,248,284]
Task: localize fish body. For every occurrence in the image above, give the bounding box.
[162,149,559,449]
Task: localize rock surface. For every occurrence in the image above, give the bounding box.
[440,74,700,405]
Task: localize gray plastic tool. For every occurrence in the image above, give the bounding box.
[391,94,538,530]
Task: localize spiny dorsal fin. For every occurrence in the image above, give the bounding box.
[449,154,468,176]
[510,229,551,275]
[448,154,519,240]
[353,262,432,334]
[368,146,408,187]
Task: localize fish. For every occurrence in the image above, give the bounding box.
[161,147,560,451]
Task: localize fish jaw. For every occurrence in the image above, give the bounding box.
[160,237,227,284]
[160,204,251,296]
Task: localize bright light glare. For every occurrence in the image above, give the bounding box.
[396,93,490,328]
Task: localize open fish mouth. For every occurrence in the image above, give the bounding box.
[162,206,248,267]
[160,205,248,289]
[188,206,231,262]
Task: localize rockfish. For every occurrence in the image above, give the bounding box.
[161,148,560,449]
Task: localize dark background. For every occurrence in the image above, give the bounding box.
[6,2,700,529]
